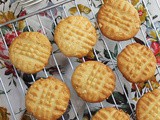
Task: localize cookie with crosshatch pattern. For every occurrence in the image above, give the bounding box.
[25,76,70,120]
[136,89,160,120]
[71,61,116,103]
[97,0,140,41]
[117,43,156,83]
[54,15,97,58]
[9,32,52,74]
[92,107,130,120]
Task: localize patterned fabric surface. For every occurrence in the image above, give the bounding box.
[0,0,160,120]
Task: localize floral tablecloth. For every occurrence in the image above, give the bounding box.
[0,0,160,120]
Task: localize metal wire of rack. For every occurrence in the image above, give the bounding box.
[0,0,160,120]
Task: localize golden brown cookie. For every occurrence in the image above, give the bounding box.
[92,107,130,120]
[9,32,52,74]
[71,61,116,103]
[97,0,140,41]
[136,89,160,120]
[25,76,70,120]
[117,43,156,83]
[54,16,97,58]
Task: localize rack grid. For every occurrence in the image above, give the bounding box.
[0,0,160,120]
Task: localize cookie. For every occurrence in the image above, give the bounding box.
[92,107,130,120]
[136,89,160,120]
[97,0,140,41]
[71,61,116,103]
[9,32,52,74]
[117,43,156,83]
[54,16,97,58]
[25,76,70,120]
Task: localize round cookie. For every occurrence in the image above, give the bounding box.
[25,76,70,120]
[54,15,97,58]
[117,43,156,83]
[136,89,160,120]
[71,61,116,103]
[9,32,52,74]
[97,0,140,41]
[92,107,130,120]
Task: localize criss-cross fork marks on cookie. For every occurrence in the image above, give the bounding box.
[72,61,115,103]
[98,0,140,41]
[136,89,160,120]
[118,43,156,83]
[13,40,49,64]
[9,32,52,74]
[92,107,130,120]
[54,16,97,58]
[25,77,70,120]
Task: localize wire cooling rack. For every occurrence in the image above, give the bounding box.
[0,0,160,120]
